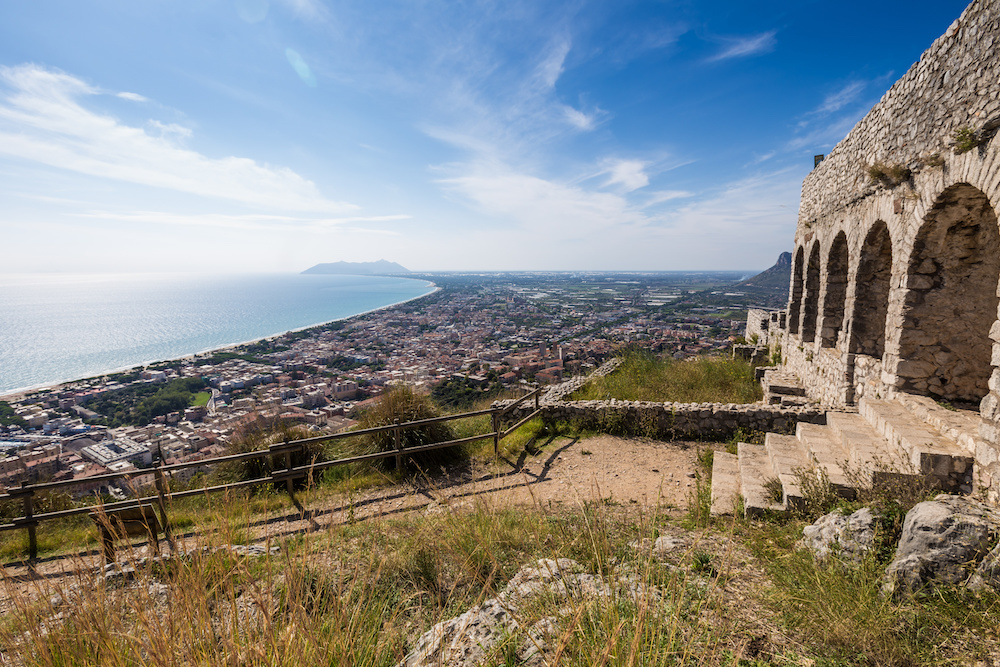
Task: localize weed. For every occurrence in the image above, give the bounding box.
[691,551,716,576]
[696,446,714,470]
[580,449,593,456]
[922,152,945,167]
[867,161,912,187]
[953,125,979,154]
[684,469,713,529]
[763,476,784,505]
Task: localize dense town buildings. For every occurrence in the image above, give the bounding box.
[0,272,779,495]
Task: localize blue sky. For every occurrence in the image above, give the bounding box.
[0,0,972,273]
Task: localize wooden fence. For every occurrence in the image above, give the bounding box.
[0,388,544,561]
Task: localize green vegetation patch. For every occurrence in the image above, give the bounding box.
[0,401,27,428]
[572,352,762,404]
[85,377,208,427]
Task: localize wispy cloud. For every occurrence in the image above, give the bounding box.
[707,30,777,62]
[0,64,354,213]
[815,81,865,114]
[116,91,148,103]
[433,160,798,270]
[602,159,650,192]
[76,210,407,233]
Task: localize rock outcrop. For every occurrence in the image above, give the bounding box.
[398,557,655,667]
[801,508,878,563]
[884,494,1000,596]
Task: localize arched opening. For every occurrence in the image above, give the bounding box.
[896,184,1000,403]
[801,244,821,343]
[788,246,804,335]
[821,233,849,348]
[849,221,892,359]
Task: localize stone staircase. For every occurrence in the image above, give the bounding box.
[759,368,810,406]
[711,391,978,517]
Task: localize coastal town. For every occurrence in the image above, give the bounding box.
[0,269,786,496]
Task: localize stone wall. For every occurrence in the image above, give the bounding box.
[781,0,1000,501]
[496,362,825,442]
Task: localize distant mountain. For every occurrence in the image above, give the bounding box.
[735,251,792,295]
[302,260,411,276]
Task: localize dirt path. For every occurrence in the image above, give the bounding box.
[0,435,711,604]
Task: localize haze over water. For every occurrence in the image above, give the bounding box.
[0,273,435,395]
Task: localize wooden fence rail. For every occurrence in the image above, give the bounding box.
[0,387,545,561]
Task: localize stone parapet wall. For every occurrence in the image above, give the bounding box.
[497,364,825,442]
[799,0,1000,226]
[783,337,852,408]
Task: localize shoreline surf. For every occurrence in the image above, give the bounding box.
[0,277,438,401]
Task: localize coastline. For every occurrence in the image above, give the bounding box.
[0,279,438,402]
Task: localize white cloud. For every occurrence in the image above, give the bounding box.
[642,189,693,206]
[535,39,570,90]
[433,159,799,270]
[562,105,598,131]
[75,210,407,233]
[437,160,646,240]
[708,30,777,62]
[815,81,865,114]
[146,119,192,140]
[602,159,650,192]
[116,91,148,103]
[0,64,354,213]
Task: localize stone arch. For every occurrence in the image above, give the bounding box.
[849,221,892,359]
[788,246,805,335]
[801,243,822,343]
[820,232,849,348]
[896,183,1000,403]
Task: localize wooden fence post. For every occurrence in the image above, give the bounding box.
[492,410,500,458]
[394,420,403,470]
[153,462,174,553]
[10,483,37,561]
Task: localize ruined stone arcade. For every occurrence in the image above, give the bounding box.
[779,0,1000,500]
[713,0,1000,512]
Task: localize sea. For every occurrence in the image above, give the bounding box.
[0,273,436,396]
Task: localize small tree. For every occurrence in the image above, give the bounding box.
[215,415,320,486]
[355,385,455,470]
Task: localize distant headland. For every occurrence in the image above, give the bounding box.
[301,260,410,275]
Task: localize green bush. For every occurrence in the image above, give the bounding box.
[355,385,456,470]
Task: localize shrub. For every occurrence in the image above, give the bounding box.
[215,415,320,486]
[354,385,456,470]
[953,126,979,154]
[867,161,911,187]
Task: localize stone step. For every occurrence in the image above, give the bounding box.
[859,397,974,492]
[762,369,806,396]
[823,411,905,478]
[737,442,784,517]
[894,393,980,454]
[763,433,810,508]
[794,422,852,494]
[709,451,742,516]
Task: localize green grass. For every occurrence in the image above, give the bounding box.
[2,457,998,665]
[191,391,211,407]
[571,353,763,404]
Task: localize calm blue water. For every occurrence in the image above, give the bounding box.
[0,273,435,395]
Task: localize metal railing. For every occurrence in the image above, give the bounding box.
[0,387,544,561]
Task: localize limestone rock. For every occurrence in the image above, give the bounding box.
[398,558,654,667]
[801,508,878,563]
[884,494,1000,595]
